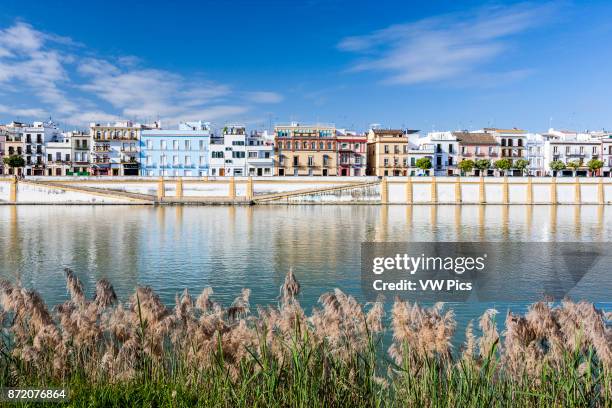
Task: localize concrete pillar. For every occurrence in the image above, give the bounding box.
[381,177,388,204]
[598,177,605,205]
[228,176,236,199]
[574,177,581,205]
[9,176,17,203]
[431,176,437,204]
[246,177,254,200]
[479,176,486,204]
[405,177,413,204]
[176,177,183,198]
[157,177,165,200]
[502,176,509,205]
[550,177,557,204]
[526,177,533,205]
[454,177,462,204]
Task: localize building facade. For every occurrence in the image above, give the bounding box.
[543,130,602,176]
[45,134,72,176]
[274,123,337,176]
[0,129,5,175]
[2,121,60,176]
[336,130,367,176]
[424,132,459,176]
[90,121,156,176]
[246,131,274,176]
[483,128,527,175]
[366,128,421,176]
[455,132,499,176]
[602,135,612,177]
[140,121,211,177]
[68,131,91,175]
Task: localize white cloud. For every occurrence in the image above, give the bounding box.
[0,22,281,127]
[245,91,284,103]
[338,3,557,85]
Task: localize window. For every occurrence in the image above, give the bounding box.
[293,156,299,166]
[394,158,399,166]
[185,140,190,150]
[311,142,316,149]
[232,151,245,158]
[279,155,285,165]
[411,157,416,166]
[248,151,258,158]
[147,140,153,149]
[355,143,360,150]
[384,158,389,167]
[394,145,400,154]
[308,156,314,166]
[384,145,390,154]
[232,140,245,146]
[327,142,332,149]
[47,154,52,161]
[173,155,179,165]
[323,155,329,166]
[185,156,191,166]
[448,144,453,153]
[403,145,409,154]
[553,146,558,154]
[448,157,453,166]
[475,146,481,155]
[212,151,224,158]
[199,156,205,166]
[319,142,324,149]
[199,140,205,150]
[173,140,179,150]
[161,155,167,165]
[403,158,408,167]
[161,140,167,150]
[303,142,308,149]
[146,156,152,166]
[566,146,570,155]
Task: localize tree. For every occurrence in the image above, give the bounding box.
[586,159,603,176]
[566,160,581,175]
[474,159,491,176]
[549,160,566,176]
[458,159,475,176]
[493,158,512,176]
[513,158,529,176]
[415,157,432,174]
[3,155,25,175]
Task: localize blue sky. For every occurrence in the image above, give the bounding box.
[0,0,611,132]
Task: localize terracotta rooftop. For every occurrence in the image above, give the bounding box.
[483,127,526,134]
[370,129,419,135]
[453,132,498,145]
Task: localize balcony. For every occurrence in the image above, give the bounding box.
[462,153,472,157]
[121,147,138,153]
[93,145,111,153]
[93,158,110,164]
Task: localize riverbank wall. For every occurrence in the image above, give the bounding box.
[0,176,611,205]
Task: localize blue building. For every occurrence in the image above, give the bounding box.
[140,121,211,177]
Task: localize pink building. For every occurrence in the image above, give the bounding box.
[337,131,367,176]
[455,132,500,176]
[0,130,5,175]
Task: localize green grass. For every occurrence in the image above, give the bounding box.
[2,334,610,407]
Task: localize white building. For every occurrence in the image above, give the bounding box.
[45,134,72,176]
[422,132,459,176]
[525,133,546,176]
[543,129,602,176]
[5,120,60,176]
[246,131,274,176]
[601,135,612,177]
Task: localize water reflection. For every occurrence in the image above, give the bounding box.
[0,205,610,323]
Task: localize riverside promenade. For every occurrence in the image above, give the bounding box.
[0,176,611,205]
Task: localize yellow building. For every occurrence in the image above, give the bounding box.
[274,123,337,176]
[366,128,420,176]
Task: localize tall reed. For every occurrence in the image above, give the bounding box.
[0,270,610,407]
